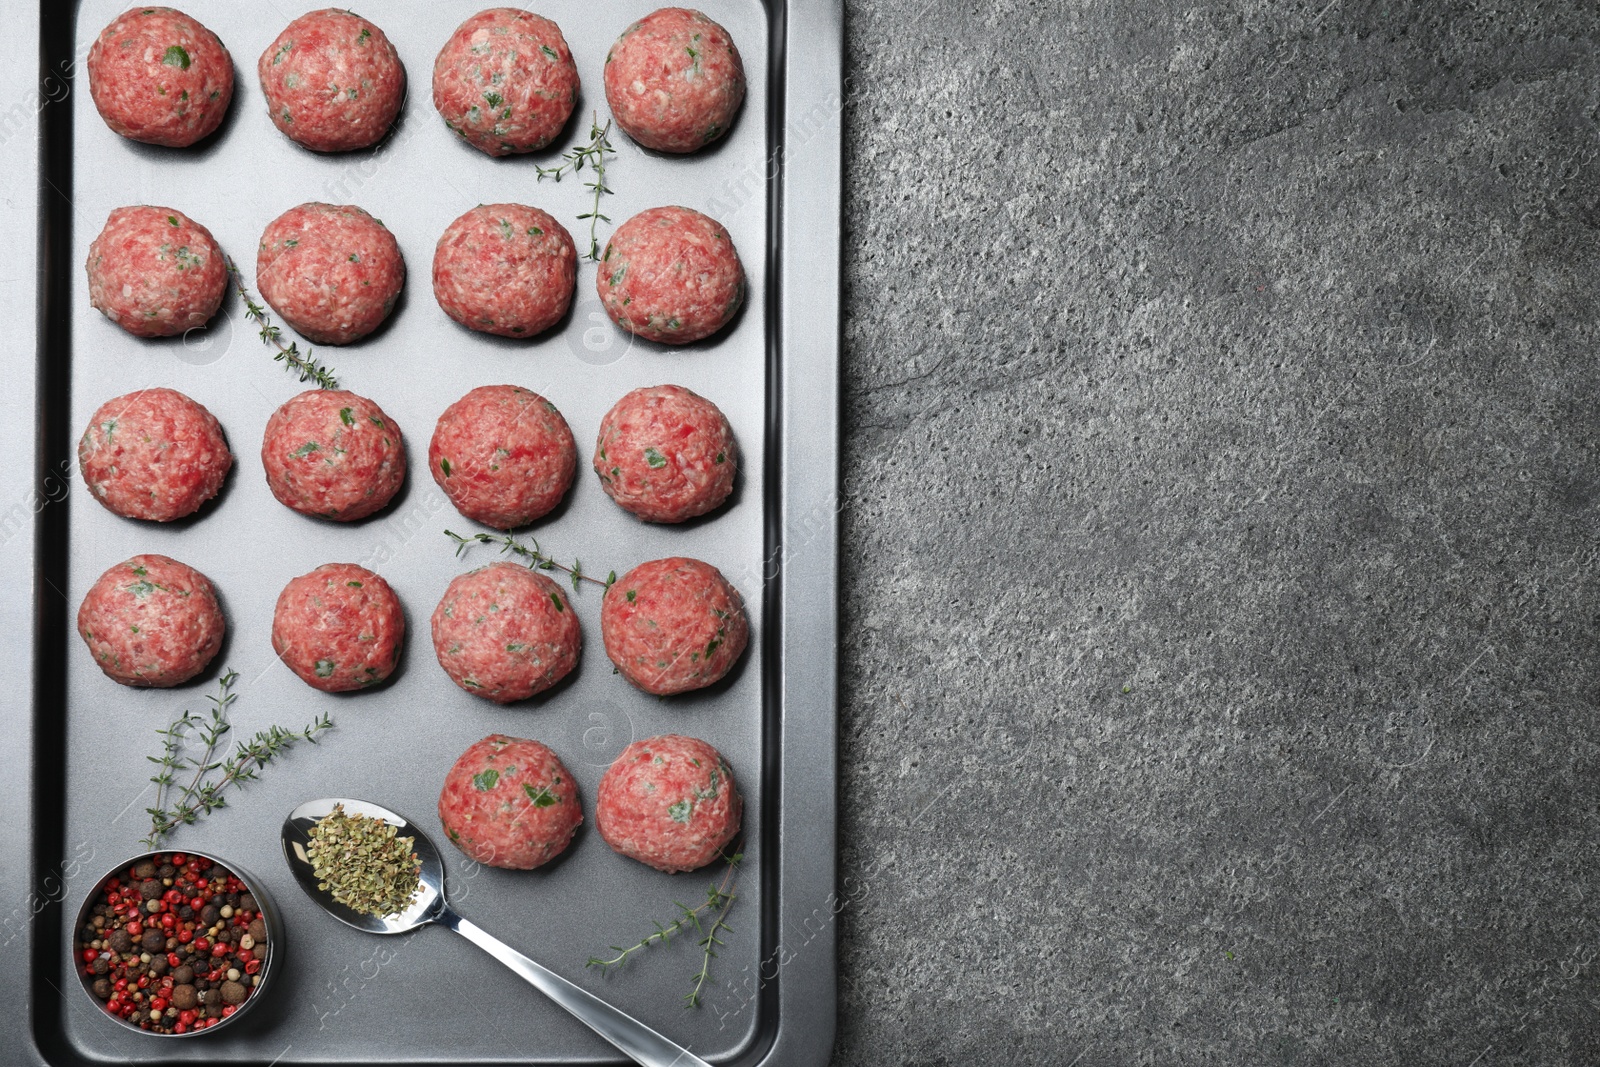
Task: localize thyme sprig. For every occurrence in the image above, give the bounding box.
[445,529,616,593]
[586,851,742,1009]
[226,258,339,389]
[535,114,615,260]
[143,669,335,848]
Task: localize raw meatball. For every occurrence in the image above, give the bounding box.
[596,735,741,873]
[257,203,405,344]
[261,390,405,521]
[272,563,403,692]
[604,8,745,153]
[432,9,579,156]
[77,554,224,687]
[429,385,576,529]
[432,205,576,338]
[258,9,404,152]
[86,205,227,338]
[438,735,582,870]
[87,7,234,148]
[597,206,744,345]
[594,385,736,523]
[431,562,580,703]
[602,557,748,695]
[78,387,232,522]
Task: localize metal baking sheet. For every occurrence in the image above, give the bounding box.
[11,1,838,1064]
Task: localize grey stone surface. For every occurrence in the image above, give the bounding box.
[833,2,1600,1064]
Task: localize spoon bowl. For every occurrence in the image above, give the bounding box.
[282,796,444,934]
[281,797,712,1067]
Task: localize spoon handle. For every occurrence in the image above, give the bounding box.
[440,908,714,1067]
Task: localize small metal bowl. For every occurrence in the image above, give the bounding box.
[69,849,283,1037]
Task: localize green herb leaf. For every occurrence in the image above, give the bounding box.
[523,783,558,807]
[473,768,500,791]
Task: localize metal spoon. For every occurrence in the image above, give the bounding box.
[282,797,712,1067]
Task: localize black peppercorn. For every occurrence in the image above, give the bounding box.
[91,957,109,976]
[140,929,165,953]
[172,964,194,985]
[107,929,133,954]
[139,878,163,900]
[132,860,157,880]
[200,904,220,925]
[220,981,247,1006]
[91,978,112,999]
[149,956,168,976]
[157,863,176,879]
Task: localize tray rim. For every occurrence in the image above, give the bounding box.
[3,1,840,1064]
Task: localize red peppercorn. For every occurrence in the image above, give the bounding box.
[162,888,182,904]
[176,929,192,944]
[190,896,205,910]
[171,854,186,866]
[210,943,228,959]
[112,978,127,992]
[166,952,182,967]
[244,959,262,976]
[160,914,176,931]
[221,1005,236,1017]
[173,1022,187,1034]
[192,938,209,953]
[126,922,143,939]
[138,975,151,990]
[179,1009,197,1025]
[81,948,97,964]
[150,997,168,1013]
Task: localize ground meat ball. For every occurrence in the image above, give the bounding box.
[78,387,232,522]
[597,735,741,873]
[86,206,227,339]
[602,557,748,695]
[604,8,745,154]
[258,9,404,152]
[272,564,403,691]
[429,386,576,529]
[597,206,744,345]
[78,554,224,687]
[261,390,405,521]
[594,385,736,523]
[432,9,579,156]
[257,203,405,344]
[431,563,580,703]
[432,205,576,338]
[438,735,582,869]
[87,7,234,148]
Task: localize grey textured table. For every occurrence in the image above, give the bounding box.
[832,2,1600,1064]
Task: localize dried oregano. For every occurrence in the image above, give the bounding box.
[306,803,423,916]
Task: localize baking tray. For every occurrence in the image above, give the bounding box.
[12,0,838,1064]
